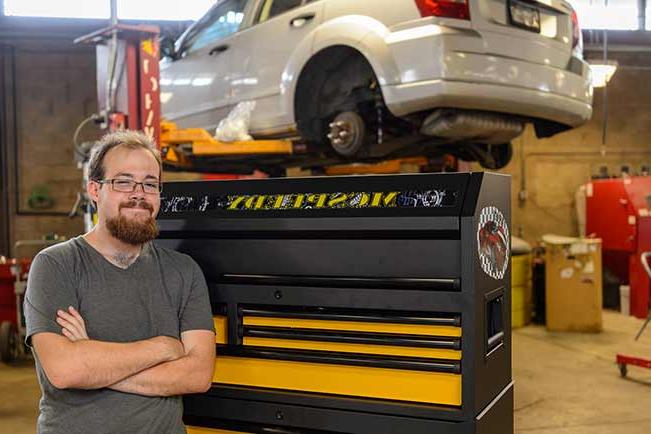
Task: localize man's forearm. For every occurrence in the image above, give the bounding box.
[43,336,182,390]
[109,350,213,397]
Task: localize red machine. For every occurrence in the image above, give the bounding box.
[616,252,651,378]
[585,176,651,319]
[1,238,65,362]
[0,260,30,353]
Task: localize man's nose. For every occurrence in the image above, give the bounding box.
[129,186,146,200]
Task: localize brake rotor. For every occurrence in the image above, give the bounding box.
[327,111,367,157]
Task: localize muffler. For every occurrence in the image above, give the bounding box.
[420,109,525,144]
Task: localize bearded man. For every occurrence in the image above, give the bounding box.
[24,130,216,434]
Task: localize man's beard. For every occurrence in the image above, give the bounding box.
[106,200,159,246]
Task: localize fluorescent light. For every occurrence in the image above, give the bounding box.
[589,62,618,88]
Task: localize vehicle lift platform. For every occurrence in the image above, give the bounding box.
[159,120,454,176]
[160,121,297,173]
[157,171,513,434]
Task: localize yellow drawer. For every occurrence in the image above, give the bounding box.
[213,316,227,344]
[243,316,461,337]
[243,336,461,360]
[213,356,462,406]
[187,427,247,434]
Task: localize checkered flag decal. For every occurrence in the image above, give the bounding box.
[477,206,510,280]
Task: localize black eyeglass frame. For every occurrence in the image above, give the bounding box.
[92,178,163,194]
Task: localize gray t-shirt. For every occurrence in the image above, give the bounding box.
[24,236,214,434]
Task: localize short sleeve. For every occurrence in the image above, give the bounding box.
[179,259,215,335]
[24,252,79,346]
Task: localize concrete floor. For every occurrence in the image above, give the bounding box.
[0,358,39,433]
[514,310,651,433]
[1,310,650,433]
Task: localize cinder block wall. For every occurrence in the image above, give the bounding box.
[3,38,96,257]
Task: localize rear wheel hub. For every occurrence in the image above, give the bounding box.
[327,111,367,157]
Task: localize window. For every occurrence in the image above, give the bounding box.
[4,0,108,19]
[117,0,215,21]
[185,0,247,54]
[257,0,303,24]
[3,0,214,21]
[568,0,638,30]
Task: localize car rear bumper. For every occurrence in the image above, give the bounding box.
[383,77,592,127]
[381,32,593,127]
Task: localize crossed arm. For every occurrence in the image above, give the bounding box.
[32,307,215,396]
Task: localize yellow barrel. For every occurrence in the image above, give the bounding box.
[512,253,532,328]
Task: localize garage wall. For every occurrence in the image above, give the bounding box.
[1,40,95,257]
[0,14,107,257]
[488,50,651,244]
[0,16,192,258]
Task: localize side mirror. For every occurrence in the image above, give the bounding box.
[160,36,177,60]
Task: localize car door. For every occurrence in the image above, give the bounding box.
[160,0,249,130]
[228,0,324,135]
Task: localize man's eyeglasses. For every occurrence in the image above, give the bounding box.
[94,178,162,194]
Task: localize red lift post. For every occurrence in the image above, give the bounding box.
[75,24,161,145]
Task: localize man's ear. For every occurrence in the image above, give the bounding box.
[87,180,100,206]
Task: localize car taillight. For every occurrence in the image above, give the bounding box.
[570,7,583,58]
[415,0,470,20]
[571,9,580,49]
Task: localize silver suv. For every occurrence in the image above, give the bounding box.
[160,0,592,168]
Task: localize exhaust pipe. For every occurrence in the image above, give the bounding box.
[420,109,524,144]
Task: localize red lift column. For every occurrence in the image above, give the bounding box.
[75,24,161,146]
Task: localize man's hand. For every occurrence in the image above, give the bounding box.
[109,330,215,397]
[57,307,88,341]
